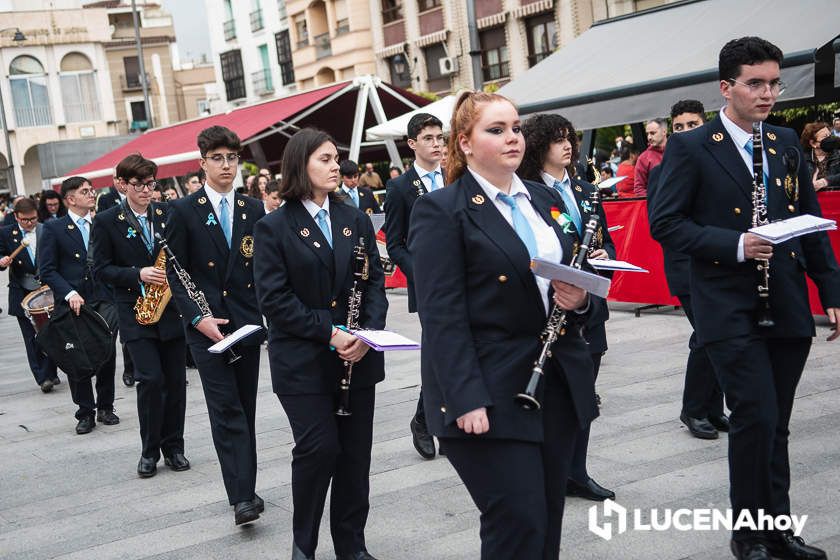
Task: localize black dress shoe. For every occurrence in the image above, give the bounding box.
[766,530,827,560]
[680,412,718,439]
[566,477,615,501]
[137,457,157,478]
[40,379,54,393]
[164,453,191,471]
[123,371,135,387]
[75,415,95,434]
[51,376,60,385]
[292,543,314,560]
[731,539,771,560]
[336,551,379,560]
[707,414,731,432]
[234,501,260,525]
[96,409,120,425]
[410,416,435,459]
[252,494,264,513]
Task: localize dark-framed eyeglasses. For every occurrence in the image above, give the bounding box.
[16,216,37,224]
[128,180,158,192]
[205,153,240,165]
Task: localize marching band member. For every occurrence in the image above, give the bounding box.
[92,154,189,478]
[0,197,58,392]
[39,177,119,434]
[384,112,445,459]
[254,128,386,560]
[408,91,597,558]
[339,160,381,214]
[520,112,617,502]
[165,126,266,525]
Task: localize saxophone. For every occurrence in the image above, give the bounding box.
[134,248,171,324]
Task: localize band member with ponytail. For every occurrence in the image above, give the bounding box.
[408,91,597,558]
[92,153,189,478]
[254,128,387,560]
[520,113,616,502]
[650,37,840,560]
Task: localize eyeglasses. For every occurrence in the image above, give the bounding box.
[729,78,786,95]
[128,180,158,192]
[416,135,445,145]
[75,188,94,196]
[205,153,240,165]
[16,216,37,223]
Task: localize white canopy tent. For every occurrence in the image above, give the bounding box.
[365,93,459,141]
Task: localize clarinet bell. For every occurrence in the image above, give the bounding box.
[755,310,775,329]
[515,392,541,411]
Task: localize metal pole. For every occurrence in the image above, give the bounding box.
[0,80,18,194]
[131,0,153,128]
[465,0,483,90]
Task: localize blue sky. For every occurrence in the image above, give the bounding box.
[161,0,212,63]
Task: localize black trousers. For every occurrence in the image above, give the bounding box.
[122,343,134,374]
[192,342,260,504]
[677,294,723,418]
[279,386,375,558]
[442,366,579,559]
[704,335,811,542]
[126,337,187,460]
[17,316,57,385]
[67,340,116,420]
[569,353,602,483]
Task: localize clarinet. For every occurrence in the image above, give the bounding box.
[515,213,600,410]
[154,233,241,364]
[336,236,370,416]
[750,123,774,328]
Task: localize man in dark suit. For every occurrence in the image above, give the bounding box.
[165,125,265,526]
[648,100,727,441]
[39,176,119,435]
[92,153,189,478]
[95,176,136,388]
[338,160,381,215]
[384,112,444,459]
[650,37,840,560]
[2,196,23,227]
[0,197,58,392]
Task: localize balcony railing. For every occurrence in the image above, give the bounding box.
[120,73,150,91]
[15,105,53,128]
[223,19,236,40]
[251,69,274,95]
[250,9,263,32]
[336,18,350,35]
[296,31,309,48]
[314,33,332,59]
[130,120,149,132]
[64,102,101,123]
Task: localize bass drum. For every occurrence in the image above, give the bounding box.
[21,285,54,333]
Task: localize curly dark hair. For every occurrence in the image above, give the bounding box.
[519,113,579,183]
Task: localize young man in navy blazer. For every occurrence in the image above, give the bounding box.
[0,197,58,392]
[92,154,189,478]
[39,177,119,434]
[650,37,840,560]
[165,126,266,526]
[339,160,381,215]
[384,112,445,459]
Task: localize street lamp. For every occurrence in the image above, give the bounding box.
[0,27,26,195]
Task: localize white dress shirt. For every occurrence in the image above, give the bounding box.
[719,106,767,263]
[65,209,93,301]
[469,167,561,313]
[203,182,236,235]
[414,161,444,192]
[302,196,332,234]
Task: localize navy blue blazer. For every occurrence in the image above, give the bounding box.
[95,186,121,213]
[92,202,183,343]
[164,187,266,347]
[341,186,381,215]
[650,117,840,344]
[384,165,426,313]
[409,172,597,443]
[0,223,42,318]
[39,213,110,304]
[647,164,690,297]
[255,196,387,395]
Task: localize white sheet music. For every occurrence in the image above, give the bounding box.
[588,258,648,273]
[749,214,836,244]
[208,324,263,353]
[530,258,612,298]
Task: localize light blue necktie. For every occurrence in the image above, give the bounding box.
[77,217,89,248]
[743,140,770,203]
[137,215,153,253]
[554,179,582,235]
[426,170,440,191]
[348,187,359,207]
[316,208,332,248]
[22,229,35,262]
[219,197,232,247]
[497,193,538,258]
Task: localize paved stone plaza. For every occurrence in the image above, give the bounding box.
[1,287,839,559]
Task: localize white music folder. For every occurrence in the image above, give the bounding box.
[208,324,264,353]
[530,258,612,298]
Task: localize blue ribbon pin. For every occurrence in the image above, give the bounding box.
[206,213,217,226]
[580,200,592,213]
[126,227,137,239]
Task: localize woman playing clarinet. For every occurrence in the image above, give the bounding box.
[254,128,387,560]
[408,91,598,559]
